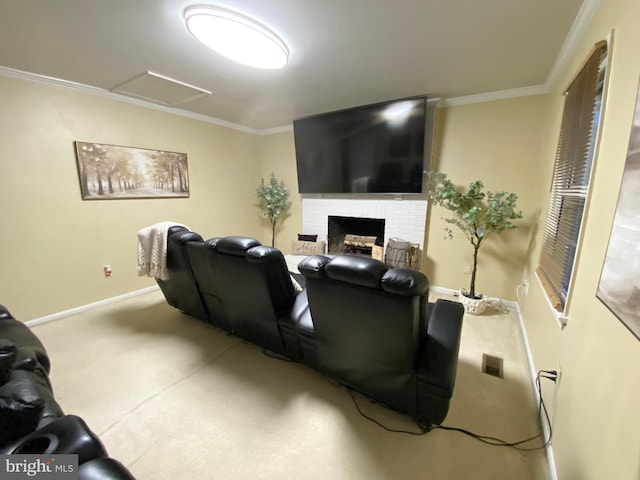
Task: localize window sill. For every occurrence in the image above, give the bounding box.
[534,271,568,330]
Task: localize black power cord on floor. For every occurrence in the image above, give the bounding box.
[349,370,557,451]
[347,389,429,436]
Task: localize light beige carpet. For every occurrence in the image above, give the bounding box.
[32,289,551,479]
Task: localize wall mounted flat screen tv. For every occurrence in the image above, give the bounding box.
[294,96,427,194]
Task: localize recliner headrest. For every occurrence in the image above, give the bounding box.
[204,237,222,250]
[167,225,189,237]
[169,231,203,245]
[215,236,261,257]
[246,246,282,264]
[381,268,429,296]
[299,255,430,296]
[298,255,331,280]
[325,255,389,289]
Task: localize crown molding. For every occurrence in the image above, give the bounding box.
[1,63,550,131]
[545,0,601,88]
[0,65,261,135]
[0,0,602,136]
[0,64,555,133]
[443,0,601,108]
[442,84,548,107]
[255,124,294,135]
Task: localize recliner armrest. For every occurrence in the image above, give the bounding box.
[417,299,464,397]
[0,314,51,374]
[0,340,17,385]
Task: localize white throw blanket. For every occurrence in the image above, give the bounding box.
[137,222,187,281]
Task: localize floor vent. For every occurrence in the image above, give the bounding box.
[482,354,504,379]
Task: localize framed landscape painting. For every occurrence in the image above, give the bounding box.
[596,81,640,340]
[74,141,189,199]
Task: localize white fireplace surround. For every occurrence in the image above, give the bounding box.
[301,197,427,250]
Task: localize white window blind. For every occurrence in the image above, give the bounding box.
[537,41,608,312]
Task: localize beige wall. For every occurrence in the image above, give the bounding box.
[0,76,262,320]
[261,99,549,303]
[521,0,640,479]
[257,130,301,252]
[425,96,548,300]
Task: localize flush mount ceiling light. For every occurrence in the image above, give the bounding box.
[184,5,289,69]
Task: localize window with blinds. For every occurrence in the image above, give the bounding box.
[537,41,608,313]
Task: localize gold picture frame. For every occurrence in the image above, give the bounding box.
[74,141,189,200]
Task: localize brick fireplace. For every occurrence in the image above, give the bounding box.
[327,215,385,255]
[301,197,428,254]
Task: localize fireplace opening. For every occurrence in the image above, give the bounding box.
[327,216,385,256]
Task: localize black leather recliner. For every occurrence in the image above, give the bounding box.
[0,307,51,375]
[190,236,300,356]
[159,230,307,358]
[298,254,464,426]
[185,239,230,332]
[0,305,135,479]
[155,226,209,323]
[157,228,464,426]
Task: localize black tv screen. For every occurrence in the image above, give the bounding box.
[294,96,427,194]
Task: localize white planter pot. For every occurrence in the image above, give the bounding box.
[459,289,488,315]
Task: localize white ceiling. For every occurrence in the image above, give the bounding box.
[0,0,589,131]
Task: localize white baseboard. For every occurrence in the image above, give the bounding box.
[431,284,558,479]
[25,285,160,327]
[429,285,460,298]
[514,305,559,480]
[429,285,519,311]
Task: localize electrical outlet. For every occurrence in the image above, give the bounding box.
[463,264,472,274]
[523,279,529,296]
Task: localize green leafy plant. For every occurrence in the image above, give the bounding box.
[256,173,291,247]
[427,171,522,299]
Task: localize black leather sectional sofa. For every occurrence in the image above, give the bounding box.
[0,305,135,479]
[159,226,465,427]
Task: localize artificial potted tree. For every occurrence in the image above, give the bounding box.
[256,173,291,247]
[427,172,522,314]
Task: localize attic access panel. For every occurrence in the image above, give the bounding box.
[111,71,211,106]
